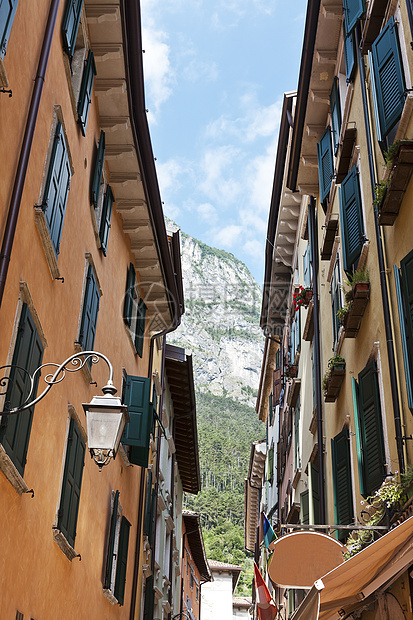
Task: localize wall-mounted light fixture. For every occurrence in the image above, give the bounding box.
[0,351,129,470]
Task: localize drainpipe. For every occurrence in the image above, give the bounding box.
[356,25,405,473]
[0,0,61,308]
[308,196,326,525]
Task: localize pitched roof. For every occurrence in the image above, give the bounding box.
[182,511,212,582]
[208,559,242,592]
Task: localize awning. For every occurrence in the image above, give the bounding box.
[292,515,413,620]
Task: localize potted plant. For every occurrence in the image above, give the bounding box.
[293,285,312,311]
[338,270,370,337]
[284,363,298,379]
[323,355,346,402]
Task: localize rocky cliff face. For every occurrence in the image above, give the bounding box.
[168,228,264,405]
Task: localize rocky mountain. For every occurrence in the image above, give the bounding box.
[168,227,264,406]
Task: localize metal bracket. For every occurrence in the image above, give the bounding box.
[0,88,12,97]
[25,488,35,498]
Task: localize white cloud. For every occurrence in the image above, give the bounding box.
[142,27,174,119]
[156,158,189,193]
[182,58,219,83]
[243,238,264,258]
[197,203,218,223]
[213,224,243,247]
[199,146,242,205]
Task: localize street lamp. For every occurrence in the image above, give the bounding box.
[0,350,129,470]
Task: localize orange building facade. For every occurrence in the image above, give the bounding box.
[0,1,183,619]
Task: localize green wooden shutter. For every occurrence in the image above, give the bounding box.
[300,490,309,524]
[91,130,105,207]
[122,375,151,467]
[317,127,334,205]
[395,260,413,412]
[267,444,274,483]
[343,0,365,34]
[148,487,156,548]
[62,0,83,58]
[114,515,131,605]
[0,0,18,57]
[311,464,321,524]
[351,376,367,497]
[58,418,86,548]
[79,264,100,352]
[344,25,356,84]
[371,17,405,139]
[99,185,114,256]
[358,360,386,495]
[143,576,155,620]
[104,490,119,589]
[0,303,44,476]
[123,263,136,327]
[77,50,96,136]
[330,77,342,155]
[339,166,364,272]
[134,299,147,358]
[331,428,353,540]
[42,122,71,256]
[331,258,341,347]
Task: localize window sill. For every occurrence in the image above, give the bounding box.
[0,58,9,88]
[103,588,119,605]
[34,207,61,279]
[53,528,78,561]
[0,444,28,495]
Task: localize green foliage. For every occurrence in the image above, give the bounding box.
[373,179,389,208]
[185,391,265,595]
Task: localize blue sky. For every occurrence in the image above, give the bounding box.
[141,0,307,284]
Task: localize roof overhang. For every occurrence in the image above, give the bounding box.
[165,344,200,494]
[287,0,343,194]
[182,511,212,582]
[244,440,267,553]
[85,1,182,331]
[208,561,243,592]
[291,515,413,620]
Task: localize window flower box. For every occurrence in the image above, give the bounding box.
[284,364,298,379]
[293,286,313,311]
[343,282,370,337]
[323,357,346,403]
[376,141,413,226]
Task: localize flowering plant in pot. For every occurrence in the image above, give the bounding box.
[284,363,298,379]
[293,285,312,311]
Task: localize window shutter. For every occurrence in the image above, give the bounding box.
[330,77,342,154]
[294,398,301,469]
[62,0,83,58]
[58,418,86,548]
[114,516,131,605]
[79,264,100,352]
[300,490,309,524]
[43,122,71,256]
[273,367,282,406]
[317,127,334,205]
[358,360,386,495]
[143,576,155,620]
[344,25,356,84]
[143,470,153,537]
[91,130,105,207]
[395,259,413,412]
[331,259,341,347]
[267,444,274,483]
[77,50,96,136]
[122,375,151,467]
[351,376,367,497]
[303,246,310,288]
[371,17,405,138]
[0,0,19,58]
[343,0,365,34]
[104,490,119,590]
[310,464,321,524]
[339,166,364,271]
[99,185,114,256]
[331,428,353,540]
[123,263,136,327]
[148,487,156,548]
[0,303,44,476]
[134,299,147,358]
[268,392,273,426]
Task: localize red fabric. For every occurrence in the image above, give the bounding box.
[254,562,277,620]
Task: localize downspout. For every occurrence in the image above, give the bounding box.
[308,196,326,525]
[356,25,405,473]
[0,0,60,308]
